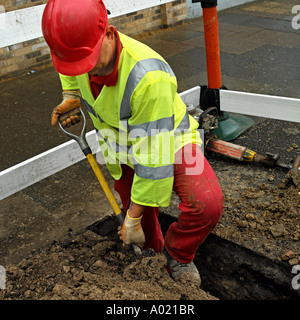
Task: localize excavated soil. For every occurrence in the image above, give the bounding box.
[213,162,300,265]
[1,229,216,301]
[1,158,299,301]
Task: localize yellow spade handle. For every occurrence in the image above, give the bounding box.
[87,153,142,256]
[86,153,123,219]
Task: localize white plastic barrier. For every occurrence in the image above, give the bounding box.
[0,0,173,48]
[220,90,300,123]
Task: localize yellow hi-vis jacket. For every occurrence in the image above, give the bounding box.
[59,32,202,207]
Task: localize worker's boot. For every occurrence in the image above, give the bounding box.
[162,247,201,286]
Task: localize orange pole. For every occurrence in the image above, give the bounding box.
[202,6,222,89]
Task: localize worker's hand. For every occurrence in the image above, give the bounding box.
[118,211,145,248]
[51,90,82,127]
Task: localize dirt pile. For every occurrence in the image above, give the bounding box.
[214,168,300,265]
[1,230,217,300]
[1,152,299,301]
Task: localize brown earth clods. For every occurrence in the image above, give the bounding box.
[214,166,300,266]
[1,230,216,301]
[1,163,299,301]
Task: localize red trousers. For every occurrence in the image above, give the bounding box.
[114,144,224,264]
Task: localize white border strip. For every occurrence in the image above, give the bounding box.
[0,0,173,48]
[0,5,45,48]
[220,90,300,123]
[105,0,172,19]
[0,130,98,201]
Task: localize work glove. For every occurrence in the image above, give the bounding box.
[118,211,145,248]
[51,90,81,127]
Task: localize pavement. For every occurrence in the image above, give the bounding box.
[0,0,299,265]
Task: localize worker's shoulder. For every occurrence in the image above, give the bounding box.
[119,32,165,63]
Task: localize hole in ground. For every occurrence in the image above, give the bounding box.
[88,213,300,300]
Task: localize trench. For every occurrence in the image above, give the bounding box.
[88,213,300,300]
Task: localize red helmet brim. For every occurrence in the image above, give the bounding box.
[51,33,105,76]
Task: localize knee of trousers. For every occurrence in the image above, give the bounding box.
[178,190,224,230]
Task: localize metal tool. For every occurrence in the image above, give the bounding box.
[196,108,300,172]
[59,109,124,224]
[206,138,300,171]
[58,109,142,256]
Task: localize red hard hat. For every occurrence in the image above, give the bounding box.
[42,0,108,76]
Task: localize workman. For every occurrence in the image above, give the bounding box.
[42,0,224,285]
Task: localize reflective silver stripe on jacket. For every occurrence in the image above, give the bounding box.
[175,110,190,132]
[129,115,174,138]
[96,129,132,154]
[134,163,174,180]
[83,99,97,117]
[120,58,176,122]
[95,129,108,143]
[83,99,105,123]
